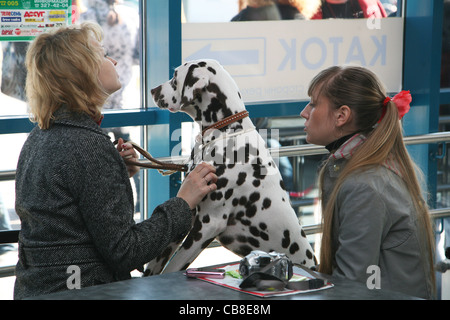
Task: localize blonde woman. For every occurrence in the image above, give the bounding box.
[300,66,435,299]
[14,22,217,299]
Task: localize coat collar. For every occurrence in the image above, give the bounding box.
[52,105,106,136]
[330,133,366,161]
[329,133,403,178]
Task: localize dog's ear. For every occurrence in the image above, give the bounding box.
[181,64,210,108]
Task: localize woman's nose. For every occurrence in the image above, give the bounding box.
[108,56,118,66]
[300,105,310,119]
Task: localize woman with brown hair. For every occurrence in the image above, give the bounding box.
[300,65,435,299]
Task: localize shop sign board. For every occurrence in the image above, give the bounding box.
[0,0,72,41]
[183,18,403,103]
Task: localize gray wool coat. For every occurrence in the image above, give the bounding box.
[14,106,193,300]
[322,134,434,300]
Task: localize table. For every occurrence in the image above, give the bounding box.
[30,264,420,301]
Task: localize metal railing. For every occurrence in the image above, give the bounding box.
[303,207,450,236]
[1,131,450,278]
[3,131,450,181]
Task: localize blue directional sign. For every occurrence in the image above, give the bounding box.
[182,19,403,103]
[186,43,259,66]
[183,37,266,77]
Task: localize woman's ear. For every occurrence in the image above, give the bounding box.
[335,105,352,128]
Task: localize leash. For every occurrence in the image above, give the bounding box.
[114,111,248,175]
[113,139,188,176]
[201,111,249,136]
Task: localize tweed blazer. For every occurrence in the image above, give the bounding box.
[14,106,193,299]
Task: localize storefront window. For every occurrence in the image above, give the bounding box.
[179,0,404,230]
[0,0,141,115]
[0,3,142,297]
[182,1,403,103]
[182,0,400,23]
[76,0,141,111]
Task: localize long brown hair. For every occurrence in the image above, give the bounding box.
[311,66,435,287]
[26,22,108,129]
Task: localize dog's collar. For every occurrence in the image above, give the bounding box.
[201,111,249,136]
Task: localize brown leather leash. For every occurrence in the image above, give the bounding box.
[114,111,249,176]
[201,111,249,136]
[113,139,188,176]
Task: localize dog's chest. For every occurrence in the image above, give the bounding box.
[191,129,269,166]
[190,130,284,214]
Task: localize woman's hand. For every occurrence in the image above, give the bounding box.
[116,138,139,178]
[177,162,218,209]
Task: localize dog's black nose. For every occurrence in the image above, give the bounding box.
[151,85,162,97]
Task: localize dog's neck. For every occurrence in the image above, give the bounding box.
[201,110,249,134]
[183,92,255,144]
[201,116,254,145]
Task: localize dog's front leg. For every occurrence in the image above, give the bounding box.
[144,240,183,276]
[161,214,223,273]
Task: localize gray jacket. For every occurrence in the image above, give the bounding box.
[322,134,434,299]
[14,106,193,300]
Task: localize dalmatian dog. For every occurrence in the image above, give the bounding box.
[146,59,316,275]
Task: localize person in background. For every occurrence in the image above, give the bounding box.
[300,65,435,299]
[80,0,141,211]
[232,0,281,21]
[14,22,217,300]
[0,194,15,257]
[311,0,386,19]
[1,42,28,102]
[80,0,138,113]
[276,0,321,20]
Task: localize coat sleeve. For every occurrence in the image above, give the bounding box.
[73,135,193,274]
[332,179,388,283]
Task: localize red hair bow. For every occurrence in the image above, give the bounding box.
[379,90,412,123]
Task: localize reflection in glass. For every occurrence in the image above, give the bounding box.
[78,0,141,111]
[103,125,143,222]
[0,180,19,300]
[0,0,141,117]
[182,0,398,23]
[1,42,29,117]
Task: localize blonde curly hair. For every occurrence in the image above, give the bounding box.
[26,22,108,129]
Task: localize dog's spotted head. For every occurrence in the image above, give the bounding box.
[151,59,243,122]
